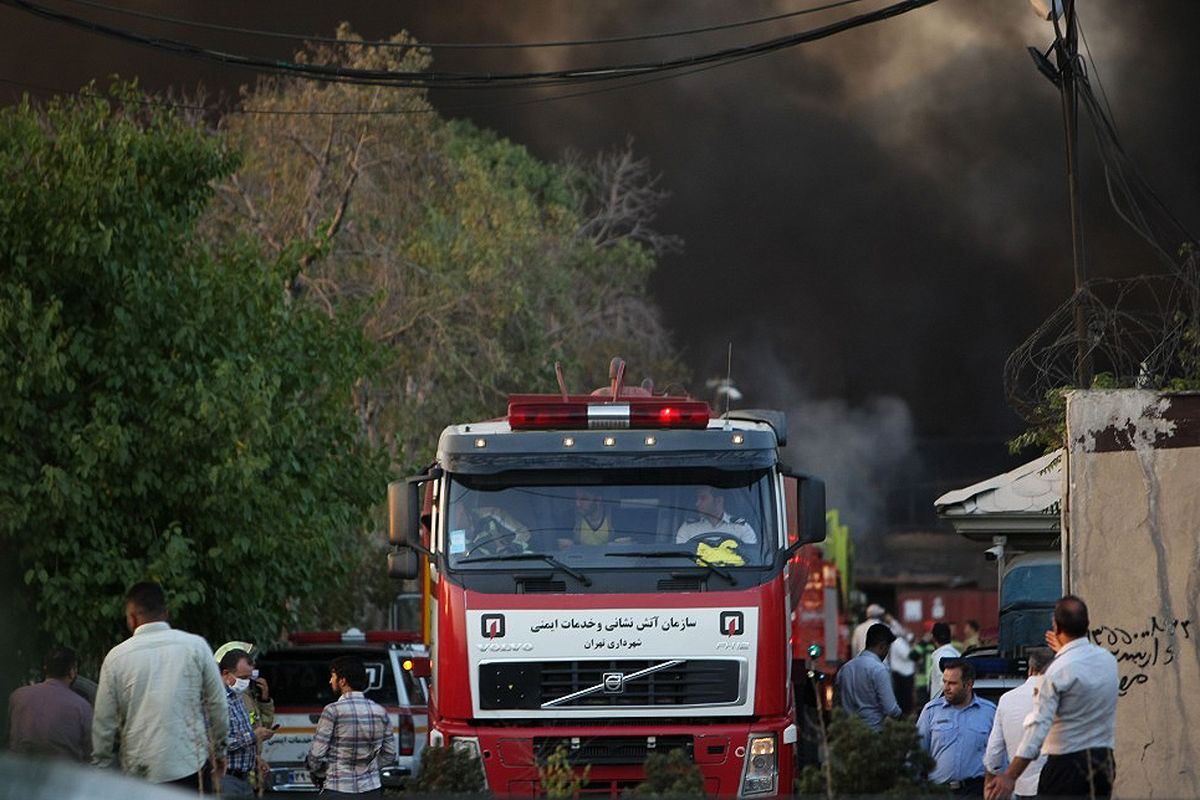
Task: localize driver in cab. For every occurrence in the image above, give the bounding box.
[674,486,756,544]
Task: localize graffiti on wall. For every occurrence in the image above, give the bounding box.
[1092,616,1193,696]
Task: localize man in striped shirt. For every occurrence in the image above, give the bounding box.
[306,656,397,798]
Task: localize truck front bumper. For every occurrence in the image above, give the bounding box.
[435,716,796,798]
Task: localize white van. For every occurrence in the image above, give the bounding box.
[256,630,428,792]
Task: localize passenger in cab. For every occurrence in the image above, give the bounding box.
[675,486,756,544]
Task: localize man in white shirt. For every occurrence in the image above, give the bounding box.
[927,622,960,700]
[92,581,229,789]
[675,486,755,543]
[983,648,1054,799]
[887,626,917,716]
[850,604,885,658]
[985,596,1118,800]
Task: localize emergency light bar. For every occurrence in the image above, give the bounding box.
[507,395,709,430]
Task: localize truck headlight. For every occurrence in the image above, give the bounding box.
[450,735,481,760]
[449,736,488,788]
[739,733,777,797]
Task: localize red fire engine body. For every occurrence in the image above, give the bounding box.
[389,366,827,797]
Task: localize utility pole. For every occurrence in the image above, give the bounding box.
[1051,0,1090,387]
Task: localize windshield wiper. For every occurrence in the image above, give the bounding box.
[605,549,736,585]
[458,551,592,586]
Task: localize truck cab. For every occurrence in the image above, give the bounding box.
[388,378,826,798]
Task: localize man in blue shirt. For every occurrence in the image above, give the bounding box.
[835,622,902,730]
[917,658,996,797]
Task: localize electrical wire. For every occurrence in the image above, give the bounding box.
[56,0,873,51]
[0,28,796,119]
[1072,43,1196,271]
[1,0,940,90]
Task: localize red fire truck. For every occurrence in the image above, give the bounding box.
[388,361,827,797]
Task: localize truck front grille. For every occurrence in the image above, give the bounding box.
[533,735,693,766]
[479,659,741,709]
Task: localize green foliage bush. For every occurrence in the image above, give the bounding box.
[623,748,706,799]
[407,744,488,796]
[796,709,943,797]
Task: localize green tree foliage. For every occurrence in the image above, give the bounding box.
[0,83,387,668]
[623,749,706,799]
[209,25,687,472]
[407,744,488,795]
[796,709,942,797]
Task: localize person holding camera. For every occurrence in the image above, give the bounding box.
[218,648,275,797]
[215,640,275,792]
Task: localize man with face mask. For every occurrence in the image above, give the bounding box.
[216,641,276,794]
[218,648,275,798]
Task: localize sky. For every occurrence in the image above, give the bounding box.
[3,0,1198,541]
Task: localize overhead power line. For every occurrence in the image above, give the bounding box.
[2,0,941,90]
[57,0,873,51]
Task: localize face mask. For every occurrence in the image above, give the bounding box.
[251,669,260,681]
[232,677,251,694]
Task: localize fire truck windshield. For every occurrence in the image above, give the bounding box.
[443,467,776,571]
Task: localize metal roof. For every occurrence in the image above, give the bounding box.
[934,449,1062,541]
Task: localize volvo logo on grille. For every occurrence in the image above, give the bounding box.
[602,672,625,694]
[720,611,744,636]
[481,613,505,639]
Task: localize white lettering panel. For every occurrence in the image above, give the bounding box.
[465,606,758,718]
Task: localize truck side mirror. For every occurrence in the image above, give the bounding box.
[388,479,421,547]
[778,467,827,558]
[388,546,420,581]
[796,475,827,545]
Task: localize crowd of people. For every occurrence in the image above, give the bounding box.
[6,581,397,798]
[846,602,975,717]
[6,582,1122,800]
[835,595,1119,799]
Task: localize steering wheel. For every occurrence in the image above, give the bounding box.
[685,531,745,547]
[463,509,530,557]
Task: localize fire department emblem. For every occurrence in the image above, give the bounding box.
[481,613,505,638]
[719,611,744,636]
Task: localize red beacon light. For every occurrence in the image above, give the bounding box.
[507,395,709,430]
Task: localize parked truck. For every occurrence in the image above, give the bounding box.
[387,360,827,797]
[934,450,1062,699]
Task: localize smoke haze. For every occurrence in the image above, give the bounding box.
[2,0,1197,525]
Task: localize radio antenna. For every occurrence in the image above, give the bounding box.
[724,343,733,416]
[554,361,569,401]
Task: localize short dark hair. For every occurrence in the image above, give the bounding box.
[44,645,77,679]
[966,619,980,632]
[330,656,369,691]
[1027,647,1054,675]
[219,648,251,675]
[125,581,166,616]
[942,658,975,682]
[865,622,896,649]
[932,622,951,645]
[1055,595,1090,638]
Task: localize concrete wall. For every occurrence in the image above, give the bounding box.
[1065,390,1200,798]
